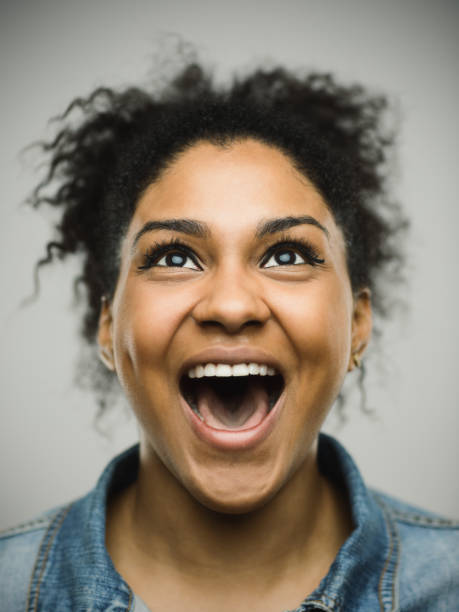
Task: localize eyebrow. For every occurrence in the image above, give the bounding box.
[256,215,329,239]
[132,219,209,249]
[132,214,329,249]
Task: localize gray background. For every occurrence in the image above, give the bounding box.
[1,0,458,529]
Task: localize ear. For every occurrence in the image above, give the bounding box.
[348,288,372,372]
[97,297,115,371]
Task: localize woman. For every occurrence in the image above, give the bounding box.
[1,62,458,611]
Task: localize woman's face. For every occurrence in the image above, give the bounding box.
[98,139,371,513]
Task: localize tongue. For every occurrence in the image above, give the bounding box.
[196,379,270,430]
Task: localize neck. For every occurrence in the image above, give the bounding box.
[106,438,352,586]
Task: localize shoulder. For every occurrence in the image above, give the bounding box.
[371,490,459,611]
[0,504,71,611]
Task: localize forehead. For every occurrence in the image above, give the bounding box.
[130,139,340,240]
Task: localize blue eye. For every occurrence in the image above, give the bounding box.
[262,240,325,268]
[263,249,307,267]
[155,251,200,270]
[138,240,202,272]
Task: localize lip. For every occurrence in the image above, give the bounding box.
[178,345,286,380]
[180,389,285,451]
[178,345,286,451]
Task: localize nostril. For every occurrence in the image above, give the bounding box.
[190,284,271,333]
[196,319,264,334]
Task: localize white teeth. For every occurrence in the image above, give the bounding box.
[232,363,250,376]
[186,362,278,378]
[248,363,260,375]
[215,364,232,377]
[204,364,216,377]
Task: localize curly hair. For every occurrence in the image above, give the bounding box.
[29,61,406,409]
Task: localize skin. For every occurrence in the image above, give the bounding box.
[98,139,372,611]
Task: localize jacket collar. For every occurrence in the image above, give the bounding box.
[28,445,138,611]
[30,435,398,611]
[300,435,399,610]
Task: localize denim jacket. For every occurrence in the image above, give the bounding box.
[1,434,458,611]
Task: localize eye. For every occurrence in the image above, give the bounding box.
[263,249,307,268]
[261,239,325,269]
[155,250,200,270]
[138,240,202,271]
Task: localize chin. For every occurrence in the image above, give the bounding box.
[184,464,283,516]
[195,489,274,516]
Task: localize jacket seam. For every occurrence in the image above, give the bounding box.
[371,492,459,528]
[26,503,73,612]
[298,602,334,611]
[376,498,400,612]
[390,511,459,528]
[0,517,52,538]
[127,587,134,611]
[298,591,339,611]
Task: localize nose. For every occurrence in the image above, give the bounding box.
[191,267,271,334]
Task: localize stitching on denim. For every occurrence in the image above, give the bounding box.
[0,517,51,538]
[389,509,401,612]
[25,503,73,612]
[390,510,459,529]
[297,600,335,611]
[24,508,65,612]
[377,506,393,611]
[127,586,134,611]
[371,492,459,529]
[296,591,339,611]
[376,498,400,612]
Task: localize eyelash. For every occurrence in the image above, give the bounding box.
[137,234,325,271]
[137,238,200,271]
[260,233,325,268]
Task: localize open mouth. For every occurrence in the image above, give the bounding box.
[179,369,285,431]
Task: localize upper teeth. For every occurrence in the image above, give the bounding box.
[187,363,277,378]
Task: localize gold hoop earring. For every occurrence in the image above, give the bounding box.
[353,354,362,369]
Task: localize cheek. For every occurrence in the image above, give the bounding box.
[112,279,190,387]
[272,277,353,375]
[111,280,196,459]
